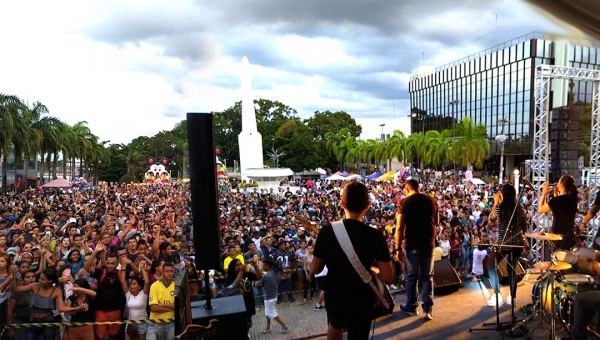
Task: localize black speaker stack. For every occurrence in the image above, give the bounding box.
[550,106,581,185]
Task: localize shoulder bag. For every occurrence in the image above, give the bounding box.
[331,220,395,319]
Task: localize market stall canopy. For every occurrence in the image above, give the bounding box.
[365,171,382,180]
[376,171,396,182]
[42,178,71,188]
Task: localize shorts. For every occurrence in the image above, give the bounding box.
[128,323,148,334]
[327,302,373,338]
[296,265,305,276]
[316,276,327,290]
[264,298,278,319]
[94,310,122,339]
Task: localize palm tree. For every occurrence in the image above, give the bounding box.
[447,117,491,170]
[16,101,47,184]
[69,121,95,180]
[404,132,426,169]
[0,94,27,190]
[422,130,452,168]
[33,117,64,183]
[89,141,110,185]
[385,130,408,166]
[325,128,352,171]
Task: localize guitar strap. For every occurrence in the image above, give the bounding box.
[331,220,390,309]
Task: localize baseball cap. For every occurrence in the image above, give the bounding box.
[69,217,77,224]
[6,247,17,256]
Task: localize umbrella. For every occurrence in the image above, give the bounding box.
[42,178,71,188]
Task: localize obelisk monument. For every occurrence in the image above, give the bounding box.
[238,56,264,180]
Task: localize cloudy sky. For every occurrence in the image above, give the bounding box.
[0,0,579,146]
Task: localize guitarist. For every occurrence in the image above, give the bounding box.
[312,181,393,340]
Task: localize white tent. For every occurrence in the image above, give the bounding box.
[470,178,486,185]
[325,174,361,181]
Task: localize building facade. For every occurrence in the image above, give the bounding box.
[408,32,600,174]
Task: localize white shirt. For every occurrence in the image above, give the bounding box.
[439,240,450,257]
[472,248,488,275]
[315,265,328,278]
[126,291,149,320]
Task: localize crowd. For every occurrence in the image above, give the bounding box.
[0,183,186,340]
[1,170,590,340]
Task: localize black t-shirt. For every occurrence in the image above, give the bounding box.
[224,271,258,317]
[397,193,438,250]
[92,267,126,311]
[68,295,94,323]
[549,194,577,235]
[313,219,390,309]
[594,191,600,206]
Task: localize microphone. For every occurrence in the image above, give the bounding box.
[521,175,535,189]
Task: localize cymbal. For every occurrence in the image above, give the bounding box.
[525,232,563,241]
[533,261,572,271]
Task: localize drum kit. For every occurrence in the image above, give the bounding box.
[524,232,599,337]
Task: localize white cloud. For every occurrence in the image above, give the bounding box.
[0,0,571,148]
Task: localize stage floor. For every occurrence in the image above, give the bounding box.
[249,274,600,340]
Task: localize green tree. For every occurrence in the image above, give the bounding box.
[384,130,408,165]
[447,117,491,170]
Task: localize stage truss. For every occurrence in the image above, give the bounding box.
[530,65,600,261]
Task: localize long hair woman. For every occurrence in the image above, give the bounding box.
[9,267,87,340]
[488,184,528,307]
[63,278,96,340]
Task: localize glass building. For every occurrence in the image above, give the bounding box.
[408,32,600,173]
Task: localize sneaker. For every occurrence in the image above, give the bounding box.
[423,311,433,321]
[282,325,289,333]
[488,294,504,307]
[261,329,271,334]
[400,304,419,316]
[314,304,325,311]
[288,298,296,303]
[506,295,515,306]
[390,284,399,290]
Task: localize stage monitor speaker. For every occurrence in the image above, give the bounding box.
[497,257,525,284]
[483,256,525,284]
[190,295,248,340]
[433,260,462,294]
[187,113,222,270]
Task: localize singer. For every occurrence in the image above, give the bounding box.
[538,175,579,249]
[487,184,528,306]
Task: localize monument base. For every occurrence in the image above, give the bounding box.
[245,168,293,190]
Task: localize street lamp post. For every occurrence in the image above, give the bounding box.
[379,123,386,141]
[379,123,386,172]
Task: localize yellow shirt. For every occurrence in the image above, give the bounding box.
[149,279,175,321]
[223,254,245,271]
